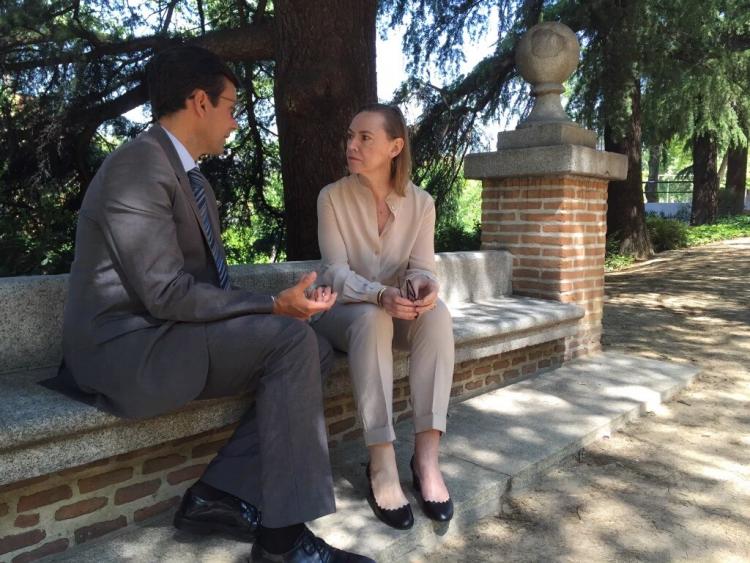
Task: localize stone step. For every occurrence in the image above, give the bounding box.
[46,352,698,563]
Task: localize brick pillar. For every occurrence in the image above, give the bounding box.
[465,126,627,358]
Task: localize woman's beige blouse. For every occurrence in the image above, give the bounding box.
[317,174,438,304]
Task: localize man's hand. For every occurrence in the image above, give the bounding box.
[273,272,337,320]
[380,287,418,320]
[410,276,439,315]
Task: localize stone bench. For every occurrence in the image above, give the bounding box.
[0,251,582,559]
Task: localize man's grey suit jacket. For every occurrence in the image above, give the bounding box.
[62,124,273,419]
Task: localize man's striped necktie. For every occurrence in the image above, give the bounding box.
[187,167,231,290]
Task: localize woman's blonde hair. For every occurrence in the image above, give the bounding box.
[356,103,412,196]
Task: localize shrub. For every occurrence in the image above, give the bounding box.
[686,215,750,246]
[646,215,689,252]
[435,222,481,252]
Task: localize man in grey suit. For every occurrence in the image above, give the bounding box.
[60,46,373,563]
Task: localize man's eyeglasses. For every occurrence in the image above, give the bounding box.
[187,92,240,119]
[217,95,240,119]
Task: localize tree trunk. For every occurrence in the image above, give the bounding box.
[726,141,748,215]
[691,131,719,225]
[718,151,728,185]
[274,0,378,260]
[604,79,653,258]
[645,144,660,202]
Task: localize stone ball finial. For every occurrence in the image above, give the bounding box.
[515,22,580,129]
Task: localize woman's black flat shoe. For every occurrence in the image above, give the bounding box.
[365,464,414,530]
[410,456,454,522]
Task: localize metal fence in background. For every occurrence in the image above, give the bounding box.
[643,180,693,203]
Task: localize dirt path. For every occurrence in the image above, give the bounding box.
[422,238,750,562]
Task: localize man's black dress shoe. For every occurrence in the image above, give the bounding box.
[250,526,375,562]
[410,456,453,522]
[173,485,261,542]
[365,464,414,530]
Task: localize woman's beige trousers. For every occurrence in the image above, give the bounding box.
[312,300,454,445]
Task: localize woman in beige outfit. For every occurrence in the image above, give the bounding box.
[312,104,455,529]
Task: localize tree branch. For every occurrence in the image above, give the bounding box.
[2,21,276,72]
[160,0,181,35]
[255,0,269,21]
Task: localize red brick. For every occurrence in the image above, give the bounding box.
[167,428,224,449]
[513,268,540,280]
[453,370,472,382]
[55,497,108,521]
[0,529,46,556]
[328,418,355,435]
[17,486,72,512]
[450,385,464,397]
[492,358,510,369]
[192,441,226,459]
[473,366,492,376]
[14,514,39,528]
[522,364,537,375]
[74,516,127,544]
[0,476,50,495]
[396,410,413,423]
[342,428,363,441]
[511,355,527,366]
[504,369,520,380]
[498,223,542,234]
[114,443,167,463]
[528,348,550,360]
[393,400,408,413]
[324,405,344,418]
[115,479,161,506]
[510,245,542,256]
[502,200,543,210]
[538,359,552,369]
[485,375,502,386]
[521,212,569,223]
[143,454,187,474]
[482,233,520,245]
[57,458,111,478]
[134,496,181,522]
[541,223,586,234]
[465,380,484,391]
[11,538,69,563]
[166,464,208,486]
[78,468,133,494]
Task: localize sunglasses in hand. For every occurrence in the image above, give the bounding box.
[398,278,417,302]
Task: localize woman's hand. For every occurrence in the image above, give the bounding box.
[274,272,338,320]
[410,276,439,315]
[380,287,418,320]
[309,285,334,303]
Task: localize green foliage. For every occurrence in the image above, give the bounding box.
[645,215,689,252]
[435,223,481,252]
[604,252,636,272]
[0,0,283,275]
[685,215,750,246]
[379,0,543,230]
[431,172,482,252]
[608,215,750,271]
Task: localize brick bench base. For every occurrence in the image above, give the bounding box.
[0,340,562,562]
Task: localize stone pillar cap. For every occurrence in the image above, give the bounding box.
[515,22,580,130]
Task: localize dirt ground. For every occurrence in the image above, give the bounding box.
[422,238,750,563]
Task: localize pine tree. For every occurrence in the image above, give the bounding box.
[0,0,377,274]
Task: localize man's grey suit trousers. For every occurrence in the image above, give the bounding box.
[197,314,336,528]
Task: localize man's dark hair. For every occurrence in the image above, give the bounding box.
[145,45,240,120]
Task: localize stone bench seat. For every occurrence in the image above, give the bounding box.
[0,251,583,487]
